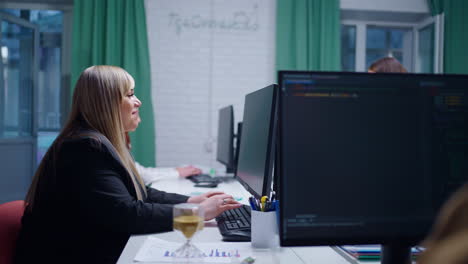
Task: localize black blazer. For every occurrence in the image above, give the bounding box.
[15,134,189,263]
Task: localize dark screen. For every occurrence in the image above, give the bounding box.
[278,71,468,246]
[216,105,234,171]
[236,85,278,198]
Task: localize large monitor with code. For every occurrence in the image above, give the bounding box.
[278,71,468,264]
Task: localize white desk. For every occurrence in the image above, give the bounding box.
[147,177,252,205]
[117,177,353,264]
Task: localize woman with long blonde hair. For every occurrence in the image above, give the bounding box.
[14,66,241,263]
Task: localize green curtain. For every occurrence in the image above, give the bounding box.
[71,0,156,166]
[427,0,468,74]
[276,0,341,72]
[442,0,468,74]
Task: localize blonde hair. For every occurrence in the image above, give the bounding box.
[418,184,468,263]
[26,66,146,210]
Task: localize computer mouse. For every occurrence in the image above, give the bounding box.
[194,182,218,188]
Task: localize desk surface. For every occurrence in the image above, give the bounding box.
[117,177,365,264]
[117,228,351,264]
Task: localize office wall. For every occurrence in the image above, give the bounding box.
[145,0,276,170]
[340,0,429,13]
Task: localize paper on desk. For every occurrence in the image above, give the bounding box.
[134,236,253,263]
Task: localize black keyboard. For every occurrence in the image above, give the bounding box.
[215,205,251,242]
[187,174,234,184]
[187,174,214,183]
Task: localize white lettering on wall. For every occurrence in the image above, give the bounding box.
[168,4,259,35]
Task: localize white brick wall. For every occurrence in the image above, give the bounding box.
[145,0,276,170]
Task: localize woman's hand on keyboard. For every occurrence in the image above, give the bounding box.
[187,191,225,204]
[199,194,243,220]
[176,166,202,177]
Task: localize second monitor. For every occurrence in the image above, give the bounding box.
[216,105,236,174]
[214,84,279,242]
[235,84,278,198]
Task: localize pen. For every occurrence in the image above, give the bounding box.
[260,196,268,212]
[255,198,261,211]
[248,196,257,211]
[270,191,276,201]
[272,200,278,211]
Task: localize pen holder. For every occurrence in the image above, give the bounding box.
[251,210,278,248]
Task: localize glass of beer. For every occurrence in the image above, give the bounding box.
[173,203,205,258]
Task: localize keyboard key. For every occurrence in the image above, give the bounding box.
[226,222,239,229]
[216,205,252,240]
[237,220,249,228]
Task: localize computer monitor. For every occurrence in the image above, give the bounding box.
[278,71,468,264]
[216,105,236,173]
[235,84,278,198]
[233,122,243,173]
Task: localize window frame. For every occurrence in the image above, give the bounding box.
[342,19,418,72]
[0,2,73,131]
[414,14,444,73]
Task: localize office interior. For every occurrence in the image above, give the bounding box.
[0,0,467,263]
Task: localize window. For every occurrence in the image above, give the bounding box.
[341,11,441,73]
[33,10,63,130]
[1,6,72,163]
[0,16,34,138]
[417,24,435,73]
[365,26,412,69]
[341,25,356,71]
[1,9,64,131]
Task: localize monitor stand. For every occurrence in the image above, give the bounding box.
[381,243,412,264]
[225,166,235,174]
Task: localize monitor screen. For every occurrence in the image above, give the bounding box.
[278,71,468,255]
[236,84,278,198]
[216,105,235,173]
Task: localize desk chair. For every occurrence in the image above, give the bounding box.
[0,200,25,264]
